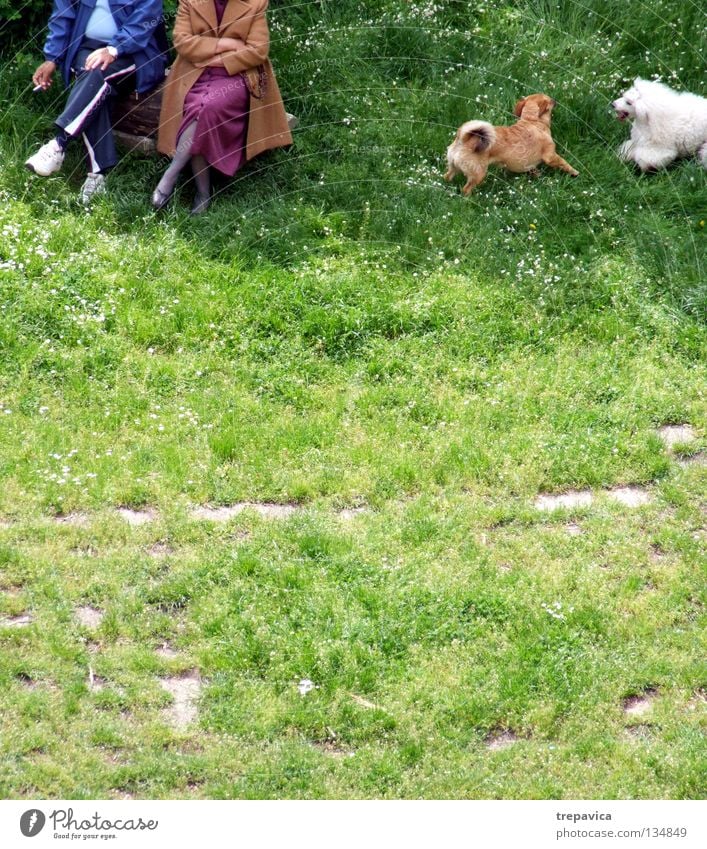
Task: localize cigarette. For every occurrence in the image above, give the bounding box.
[33,84,44,92]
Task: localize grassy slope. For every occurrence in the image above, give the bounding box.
[0,0,705,798]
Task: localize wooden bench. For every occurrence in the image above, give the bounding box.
[112,79,298,155]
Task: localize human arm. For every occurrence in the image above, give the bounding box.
[41,0,77,65]
[108,0,165,57]
[217,37,247,52]
[193,38,247,67]
[173,1,268,73]
[84,48,116,71]
[32,60,57,89]
[172,0,222,64]
[220,12,269,76]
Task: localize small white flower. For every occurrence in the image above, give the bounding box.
[297,679,315,696]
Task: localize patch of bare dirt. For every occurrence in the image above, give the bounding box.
[75,605,104,629]
[190,503,299,522]
[155,643,179,659]
[606,486,652,507]
[485,729,520,751]
[687,689,706,712]
[338,507,368,520]
[349,693,382,710]
[117,507,157,526]
[108,790,136,800]
[249,503,299,519]
[189,505,243,522]
[159,670,201,729]
[2,613,33,627]
[649,543,667,562]
[537,486,654,512]
[677,451,706,468]
[658,424,696,449]
[311,740,355,759]
[535,491,594,511]
[55,512,90,527]
[623,688,658,716]
[623,724,653,741]
[148,542,174,558]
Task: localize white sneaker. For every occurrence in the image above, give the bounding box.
[79,173,106,205]
[25,139,65,176]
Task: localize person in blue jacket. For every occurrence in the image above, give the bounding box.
[25,0,168,203]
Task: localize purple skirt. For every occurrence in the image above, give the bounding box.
[178,68,250,177]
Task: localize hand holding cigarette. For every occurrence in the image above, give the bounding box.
[32,60,56,90]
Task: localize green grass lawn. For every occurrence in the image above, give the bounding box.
[0,0,705,799]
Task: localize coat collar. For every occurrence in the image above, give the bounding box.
[189,0,254,31]
[220,0,257,30]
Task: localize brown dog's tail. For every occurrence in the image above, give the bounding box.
[459,120,496,152]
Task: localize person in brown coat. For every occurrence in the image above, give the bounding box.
[153,0,292,214]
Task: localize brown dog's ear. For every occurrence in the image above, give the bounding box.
[519,100,541,120]
[513,98,527,118]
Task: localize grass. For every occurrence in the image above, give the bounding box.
[0,0,705,799]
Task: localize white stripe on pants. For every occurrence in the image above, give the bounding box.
[63,63,136,137]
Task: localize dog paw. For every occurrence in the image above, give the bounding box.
[617,142,634,162]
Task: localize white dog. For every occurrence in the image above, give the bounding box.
[612,78,707,171]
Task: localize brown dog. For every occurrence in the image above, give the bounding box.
[445,93,579,194]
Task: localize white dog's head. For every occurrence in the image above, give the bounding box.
[612,78,652,122]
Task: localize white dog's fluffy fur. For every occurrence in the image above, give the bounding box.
[612,78,707,171]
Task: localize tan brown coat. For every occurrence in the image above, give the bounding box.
[157,0,292,161]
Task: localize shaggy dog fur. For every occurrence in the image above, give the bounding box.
[445,93,579,195]
[612,78,707,171]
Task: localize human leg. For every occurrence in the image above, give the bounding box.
[57,48,135,159]
[26,44,135,182]
[152,121,197,209]
[190,154,211,215]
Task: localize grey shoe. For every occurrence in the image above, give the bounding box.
[151,185,174,211]
[190,192,211,216]
[79,173,106,205]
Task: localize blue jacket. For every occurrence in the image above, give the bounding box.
[43,0,168,93]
